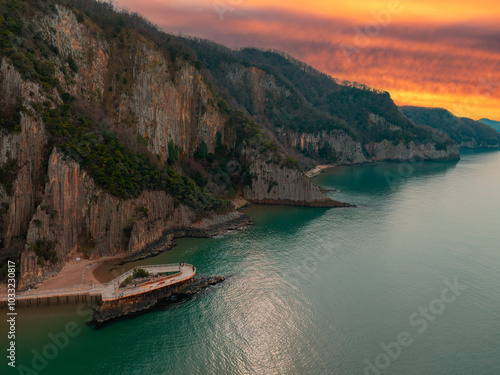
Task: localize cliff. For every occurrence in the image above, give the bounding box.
[185,42,461,164]
[366,140,460,161]
[241,148,352,207]
[0,1,339,288]
[273,117,459,163]
[38,5,226,161]
[276,128,368,165]
[19,149,252,289]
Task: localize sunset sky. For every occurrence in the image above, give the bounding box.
[115,0,500,121]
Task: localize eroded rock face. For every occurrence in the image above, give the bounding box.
[366,140,460,162]
[18,251,44,289]
[242,149,352,207]
[276,128,368,164]
[460,138,500,149]
[126,60,226,162]
[0,61,49,247]
[39,5,109,102]
[37,5,226,162]
[18,149,251,289]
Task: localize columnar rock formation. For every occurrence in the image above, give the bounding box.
[1,5,339,289]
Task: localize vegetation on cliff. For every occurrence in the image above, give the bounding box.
[0,0,341,287]
[36,98,232,213]
[401,106,500,148]
[0,0,64,93]
[30,239,57,265]
[0,0,462,286]
[479,119,500,133]
[184,41,453,156]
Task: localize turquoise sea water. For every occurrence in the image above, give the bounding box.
[2,150,500,374]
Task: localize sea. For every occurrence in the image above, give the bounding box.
[2,149,500,375]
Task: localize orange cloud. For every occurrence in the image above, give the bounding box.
[115,0,500,120]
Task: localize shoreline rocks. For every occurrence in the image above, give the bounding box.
[245,198,354,208]
[121,212,254,263]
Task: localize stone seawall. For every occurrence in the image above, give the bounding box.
[92,276,225,324]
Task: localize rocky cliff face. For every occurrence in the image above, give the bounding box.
[0,60,48,248]
[221,63,461,165]
[225,64,366,164]
[226,64,291,120]
[38,5,226,161]
[366,140,460,161]
[39,5,109,103]
[128,62,226,161]
[276,128,368,164]
[460,139,499,148]
[241,149,351,207]
[18,149,252,289]
[269,122,460,164]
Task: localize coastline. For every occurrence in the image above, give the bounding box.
[120,211,254,263]
[0,211,253,297]
[306,164,335,178]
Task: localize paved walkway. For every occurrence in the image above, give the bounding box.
[101,264,196,301]
[0,264,196,303]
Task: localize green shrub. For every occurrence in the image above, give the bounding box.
[66,55,78,72]
[281,155,300,170]
[215,131,225,155]
[193,171,206,187]
[30,239,57,264]
[133,268,149,278]
[120,267,150,287]
[194,141,208,160]
[167,141,181,165]
[0,158,18,195]
[137,206,149,218]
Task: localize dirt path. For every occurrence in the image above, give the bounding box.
[29,256,123,291]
